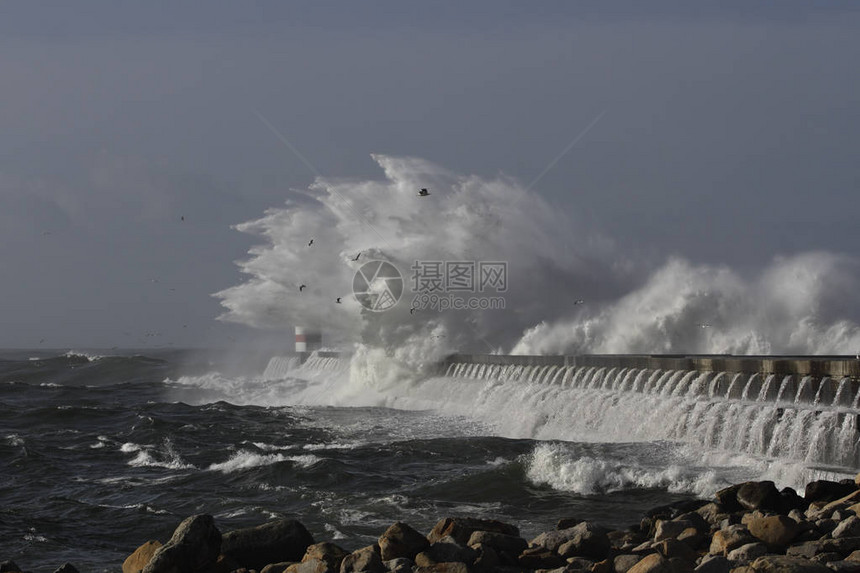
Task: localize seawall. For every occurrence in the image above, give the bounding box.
[441,354,860,378]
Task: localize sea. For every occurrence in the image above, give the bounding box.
[3,348,857,572]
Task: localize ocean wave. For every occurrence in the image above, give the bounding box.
[207,450,322,473]
[525,443,728,498]
[122,439,195,470]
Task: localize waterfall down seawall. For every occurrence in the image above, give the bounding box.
[440,354,860,472]
[265,353,860,479]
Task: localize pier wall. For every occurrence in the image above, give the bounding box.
[441,354,860,378]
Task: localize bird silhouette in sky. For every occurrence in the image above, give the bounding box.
[299,284,307,292]
[418,188,430,197]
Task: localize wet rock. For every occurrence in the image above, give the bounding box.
[517,546,566,570]
[657,539,697,563]
[428,517,518,544]
[627,553,674,573]
[260,563,296,573]
[738,482,782,512]
[616,554,646,573]
[532,521,610,559]
[384,557,413,573]
[0,563,21,573]
[556,522,611,560]
[414,564,469,573]
[747,515,801,548]
[697,503,728,528]
[416,536,477,567]
[558,518,586,530]
[806,482,859,506]
[379,522,430,561]
[727,543,768,563]
[285,558,329,573]
[694,555,731,573]
[466,530,527,557]
[678,527,707,549]
[814,554,845,564]
[710,525,755,556]
[123,540,163,573]
[142,514,221,573]
[826,561,860,573]
[834,518,860,540]
[656,520,695,542]
[748,555,832,573]
[301,542,349,572]
[340,545,384,573]
[221,519,314,571]
[470,543,500,572]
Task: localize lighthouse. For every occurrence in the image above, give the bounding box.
[295,326,322,357]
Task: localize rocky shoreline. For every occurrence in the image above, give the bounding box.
[7,476,860,573]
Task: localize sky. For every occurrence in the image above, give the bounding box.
[1,1,859,349]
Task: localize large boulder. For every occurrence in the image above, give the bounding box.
[627,553,674,573]
[221,519,314,571]
[299,542,349,571]
[466,530,527,557]
[378,522,430,561]
[415,535,477,566]
[709,525,755,555]
[747,515,801,548]
[142,514,222,573]
[123,541,163,573]
[556,521,611,560]
[738,481,782,512]
[806,482,858,505]
[427,517,518,544]
[531,520,609,557]
[339,545,384,573]
[834,518,860,539]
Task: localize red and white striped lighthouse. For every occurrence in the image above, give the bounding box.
[295,326,322,353]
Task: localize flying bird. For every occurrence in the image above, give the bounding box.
[574,299,585,305]
[418,188,430,197]
[352,252,361,261]
[181,216,185,221]
[410,307,416,314]
[336,297,342,304]
[698,323,712,328]
[308,239,314,246]
[299,284,307,292]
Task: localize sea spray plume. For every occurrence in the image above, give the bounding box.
[215,154,620,366]
[512,252,860,355]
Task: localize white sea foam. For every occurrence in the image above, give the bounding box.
[124,439,194,470]
[525,443,727,498]
[207,450,321,473]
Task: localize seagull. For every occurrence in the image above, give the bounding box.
[418,188,430,197]
[410,307,416,314]
[336,297,342,304]
[308,239,314,246]
[352,252,361,261]
[181,216,185,221]
[299,284,307,292]
[574,299,585,305]
[698,323,712,328]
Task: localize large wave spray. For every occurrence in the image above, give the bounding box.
[216,155,860,359]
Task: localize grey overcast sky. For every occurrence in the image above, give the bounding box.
[1,1,859,349]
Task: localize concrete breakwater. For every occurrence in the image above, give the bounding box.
[441,355,860,378]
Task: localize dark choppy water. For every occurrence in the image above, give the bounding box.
[0,349,729,571]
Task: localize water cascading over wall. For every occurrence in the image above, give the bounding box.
[443,357,860,470]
